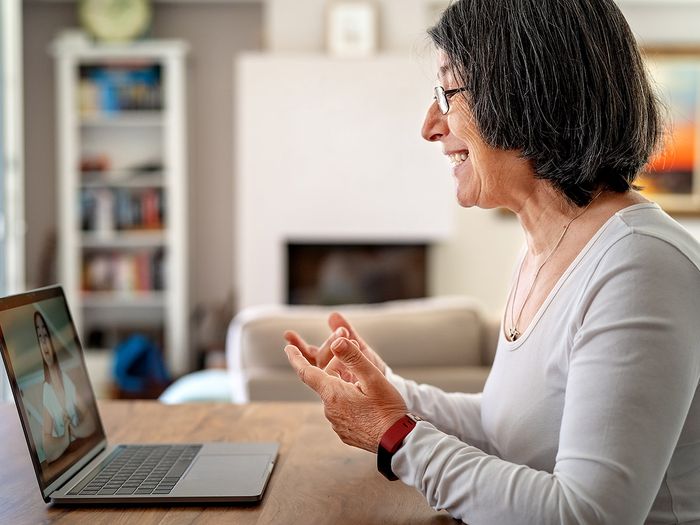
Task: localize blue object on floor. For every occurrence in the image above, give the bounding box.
[158,369,232,404]
[113,334,170,394]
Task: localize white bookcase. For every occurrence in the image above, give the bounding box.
[52,36,189,396]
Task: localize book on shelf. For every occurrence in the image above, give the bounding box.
[82,250,165,293]
[81,187,165,233]
[78,63,163,115]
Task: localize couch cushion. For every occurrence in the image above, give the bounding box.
[234,297,486,371]
[394,366,490,394]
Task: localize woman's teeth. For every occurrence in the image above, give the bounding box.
[450,152,469,167]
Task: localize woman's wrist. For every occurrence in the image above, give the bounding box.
[377,413,421,480]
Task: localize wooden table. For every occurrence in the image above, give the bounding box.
[0,401,456,525]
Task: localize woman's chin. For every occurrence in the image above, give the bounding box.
[456,192,478,208]
[454,180,478,208]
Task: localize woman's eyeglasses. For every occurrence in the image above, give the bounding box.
[434,86,468,115]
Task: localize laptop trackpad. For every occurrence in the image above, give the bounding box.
[177,454,271,496]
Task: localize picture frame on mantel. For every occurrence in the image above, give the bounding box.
[639,47,700,217]
[326,1,378,57]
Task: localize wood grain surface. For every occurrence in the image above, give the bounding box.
[0,401,458,525]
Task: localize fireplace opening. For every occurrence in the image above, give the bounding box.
[286,242,427,305]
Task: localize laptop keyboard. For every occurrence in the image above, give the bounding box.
[68,444,202,496]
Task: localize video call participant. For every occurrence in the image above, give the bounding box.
[36,311,96,463]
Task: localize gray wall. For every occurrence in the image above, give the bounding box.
[23,2,263,322]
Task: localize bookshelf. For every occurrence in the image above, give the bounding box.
[52,36,189,396]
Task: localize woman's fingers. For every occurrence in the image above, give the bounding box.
[330,338,381,388]
[315,327,349,368]
[284,328,349,368]
[327,312,387,375]
[328,312,367,349]
[325,355,358,383]
[284,330,319,365]
[284,345,329,395]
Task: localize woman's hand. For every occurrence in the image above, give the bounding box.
[284,312,388,377]
[285,337,407,453]
[62,411,73,439]
[284,324,348,369]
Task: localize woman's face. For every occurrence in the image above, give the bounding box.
[422,51,529,209]
[35,316,54,366]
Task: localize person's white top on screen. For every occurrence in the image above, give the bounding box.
[387,202,700,524]
[43,371,79,438]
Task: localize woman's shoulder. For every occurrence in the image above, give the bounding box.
[592,202,700,274]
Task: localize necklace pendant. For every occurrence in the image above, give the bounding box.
[508,327,520,341]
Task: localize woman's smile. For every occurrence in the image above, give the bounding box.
[447,150,469,167]
[445,149,471,179]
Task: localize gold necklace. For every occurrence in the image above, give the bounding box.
[506,192,602,342]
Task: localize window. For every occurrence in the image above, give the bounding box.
[0,0,25,401]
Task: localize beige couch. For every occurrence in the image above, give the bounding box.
[225,297,500,403]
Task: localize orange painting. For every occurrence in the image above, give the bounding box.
[639,56,698,203]
[641,123,695,194]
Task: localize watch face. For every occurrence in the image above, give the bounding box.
[80,0,152,42]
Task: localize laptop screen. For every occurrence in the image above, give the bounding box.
[0,286,106,496]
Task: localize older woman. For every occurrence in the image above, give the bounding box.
[283,0,700,523]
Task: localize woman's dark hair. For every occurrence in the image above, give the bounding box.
[35,311,64,390]
[428,0,663,207]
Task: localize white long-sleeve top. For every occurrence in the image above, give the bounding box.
[387,203,700,524]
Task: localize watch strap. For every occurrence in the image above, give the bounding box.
[377,414,421,481]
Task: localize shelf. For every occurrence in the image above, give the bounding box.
[81,172,165,188]
[81,231,166,248]
[79,111,164,127]
[81,291,166,308]
[56,36,189,376]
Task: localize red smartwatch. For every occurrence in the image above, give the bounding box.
[377,413,422,480]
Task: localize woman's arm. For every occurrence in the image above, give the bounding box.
[392,235,700,524]
[42,406,70,463]
[386,369,492,453]
[67,376,96,438]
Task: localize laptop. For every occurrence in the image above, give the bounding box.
[0,285,278,504]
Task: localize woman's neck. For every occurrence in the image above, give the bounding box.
[512,184,648,261]
[513,184,592,258]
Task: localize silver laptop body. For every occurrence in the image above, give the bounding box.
[0,285,277,504]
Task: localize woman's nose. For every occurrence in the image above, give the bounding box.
[421,101,447,142]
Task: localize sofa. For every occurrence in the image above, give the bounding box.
[225,296,500,403]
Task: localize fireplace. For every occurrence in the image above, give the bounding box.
[286,242,427,305]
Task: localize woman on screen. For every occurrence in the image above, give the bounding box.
[36,311,95,462]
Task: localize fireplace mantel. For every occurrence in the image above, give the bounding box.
[235,54,454,308]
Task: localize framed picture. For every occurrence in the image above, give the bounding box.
[639,48,700,216]
[326,1,377,57]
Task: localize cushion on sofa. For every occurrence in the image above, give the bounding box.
[226,297,498,403]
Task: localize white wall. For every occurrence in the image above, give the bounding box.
[265,0,436,54]
[265,1,700,53]
[619,2,700,45]
[235,54,453,309]
[262,0,700,317]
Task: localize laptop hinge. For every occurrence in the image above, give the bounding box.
[45,440,109,500]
